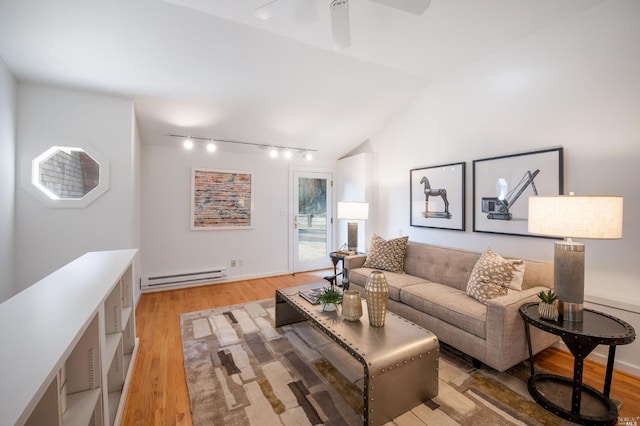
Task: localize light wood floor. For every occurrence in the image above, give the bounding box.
[121,272,640,425]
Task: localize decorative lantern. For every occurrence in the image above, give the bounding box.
[365,271,389,327]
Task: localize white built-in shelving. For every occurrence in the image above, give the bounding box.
[0,249,138,426]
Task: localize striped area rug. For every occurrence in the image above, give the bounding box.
[179,299,561,425]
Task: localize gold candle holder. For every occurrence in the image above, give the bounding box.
[341,290,363,321]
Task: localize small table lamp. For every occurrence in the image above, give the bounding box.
[528,194,623,322]
[337,201,369,253]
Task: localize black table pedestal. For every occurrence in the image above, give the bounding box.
[520,302,635,425]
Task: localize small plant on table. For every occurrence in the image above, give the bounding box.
[537,289,559,321]
[316,287,342,311]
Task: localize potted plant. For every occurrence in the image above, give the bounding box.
[316,287,342,312]
[537,289,559,321]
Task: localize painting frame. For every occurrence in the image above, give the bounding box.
[191,168,253,231]
[472,147,563,237]
[410,162,466,231]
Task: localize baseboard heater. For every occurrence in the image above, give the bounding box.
[142,268,227,288]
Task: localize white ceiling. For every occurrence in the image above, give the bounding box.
[0,0,602,160]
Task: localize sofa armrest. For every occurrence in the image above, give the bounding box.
[484,286,558,371]
[343,254,367,269]
[342,254,367,284]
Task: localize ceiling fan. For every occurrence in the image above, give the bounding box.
[253,0,432,49]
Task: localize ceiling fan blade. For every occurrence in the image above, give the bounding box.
[253,0,282,21]
[293,0,318,24]
[330,0,350,49]
[368,0,431,15]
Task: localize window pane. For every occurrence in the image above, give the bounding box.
[297,178,327,261]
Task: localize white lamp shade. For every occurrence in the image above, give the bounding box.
[338,202,369,220]
[528,195,623,239]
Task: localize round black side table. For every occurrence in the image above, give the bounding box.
[519,302,635,425]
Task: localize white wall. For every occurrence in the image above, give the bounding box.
[141,144,335,285]
[370,0,640,372]
[0,58,16,302]
[336,152,375,252]
[15,84,137,291]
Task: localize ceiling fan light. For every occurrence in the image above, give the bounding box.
[330,0,351,49]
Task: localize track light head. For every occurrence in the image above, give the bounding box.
[206,142,217,153]
[183,138,194,149]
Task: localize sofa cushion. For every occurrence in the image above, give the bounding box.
[401,282,488,339]
[362,234,409,273]
[348,267,429,301]
[466,248,513,304]
[403,242,480,292]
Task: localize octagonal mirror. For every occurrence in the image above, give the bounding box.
[30,145,110,208]
[33,147,99,199]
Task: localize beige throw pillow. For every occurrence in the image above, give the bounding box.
[362,234,409,273]
[509,260,526,291]
[466,248,516,304]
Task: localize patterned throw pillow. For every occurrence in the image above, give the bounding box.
[466,248,515,304]
[362,234,409,273]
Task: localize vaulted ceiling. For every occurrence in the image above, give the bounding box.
[0,0,602,160]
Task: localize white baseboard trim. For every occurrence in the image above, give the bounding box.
[553,342,640,378]
[140,269,299,293]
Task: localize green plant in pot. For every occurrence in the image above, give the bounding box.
[537,289,559,321]
[316,287,342,312]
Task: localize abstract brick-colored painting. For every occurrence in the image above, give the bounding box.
[192,169,252,229]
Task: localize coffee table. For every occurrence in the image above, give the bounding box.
[275,283,439,426]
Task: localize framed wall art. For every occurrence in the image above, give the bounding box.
[473,147,563,237]
[191,168,253,230]
[410,162,465,231]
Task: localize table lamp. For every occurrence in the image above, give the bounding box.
[528,194,623,322]
[337,201,369,253]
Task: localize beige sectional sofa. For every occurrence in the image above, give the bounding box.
[343,241,559,372]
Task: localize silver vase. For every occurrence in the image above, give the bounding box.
[341,290,363,321]
[365,271,389,327]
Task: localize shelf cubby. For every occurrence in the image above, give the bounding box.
[25,378,60,426]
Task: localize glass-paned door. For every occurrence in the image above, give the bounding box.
[293,171,333,272]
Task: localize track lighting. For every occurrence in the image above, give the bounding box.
[170,134,317,160]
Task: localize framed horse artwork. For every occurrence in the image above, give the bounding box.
[410,162,465,231]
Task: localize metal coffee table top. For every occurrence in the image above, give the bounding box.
[276,282,437,370]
